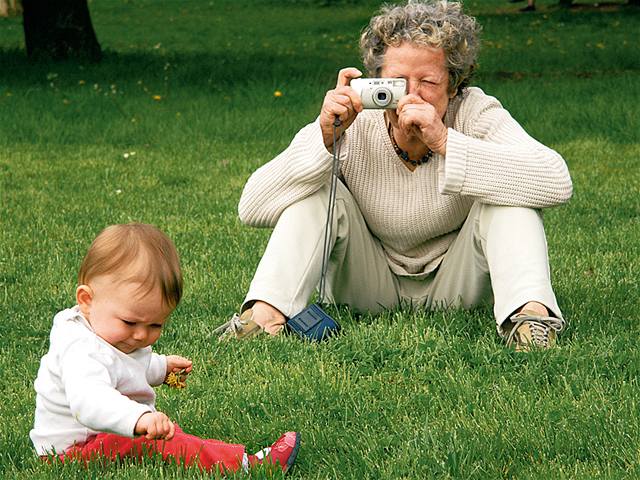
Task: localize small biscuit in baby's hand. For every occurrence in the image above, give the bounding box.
[164,368,188,389]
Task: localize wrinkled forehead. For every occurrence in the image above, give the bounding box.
[381,43,448,77]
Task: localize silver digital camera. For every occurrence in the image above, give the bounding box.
[350,78,407,109]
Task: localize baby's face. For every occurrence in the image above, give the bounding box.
[84,275,173,354]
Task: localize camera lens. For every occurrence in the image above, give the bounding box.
[372,87,392,107]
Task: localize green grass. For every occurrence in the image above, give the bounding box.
[1,0,640,478]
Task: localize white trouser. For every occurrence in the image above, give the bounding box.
[243,182,562,331]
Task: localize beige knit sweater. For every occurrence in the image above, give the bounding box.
[238,87,573,278]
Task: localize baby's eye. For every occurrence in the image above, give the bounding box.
[122,320,135,326]
[150,324,163,329]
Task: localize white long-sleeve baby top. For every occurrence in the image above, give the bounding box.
[30,306,167,455]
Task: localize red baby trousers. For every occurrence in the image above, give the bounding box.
[61,425,246,473]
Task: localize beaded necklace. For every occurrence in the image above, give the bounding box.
[387,119,433,167]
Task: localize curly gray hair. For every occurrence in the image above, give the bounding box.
[360,0,481,95]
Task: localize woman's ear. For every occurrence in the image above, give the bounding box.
[76,285,94,317]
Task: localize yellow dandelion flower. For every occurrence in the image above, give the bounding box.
[153,95,162,101]
[78,80,86,85]
[164,369,188,389]
[274,90,283,98]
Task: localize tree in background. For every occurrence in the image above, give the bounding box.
[0,0,21,17]
[21,0,101,61]
[10,0,640,60]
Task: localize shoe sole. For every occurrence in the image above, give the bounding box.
[283,432,301,474]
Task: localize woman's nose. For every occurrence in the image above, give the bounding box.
[406,80,420,95]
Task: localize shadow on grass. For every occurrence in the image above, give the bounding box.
[483,0,640,15]
[0,48,336,89]
[1,5,638,85]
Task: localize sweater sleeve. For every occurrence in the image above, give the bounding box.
[238,118,348,228]
[146,353,167,387]
[441,94,573,208]
[61,341,151,437]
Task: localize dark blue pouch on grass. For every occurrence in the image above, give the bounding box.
[286,303,340,342]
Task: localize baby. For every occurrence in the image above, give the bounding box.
[30,223,300,474]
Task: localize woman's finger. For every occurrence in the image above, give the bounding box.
[336,67,362,88]
[322,102,348,122]
[325,95,355,119]
[336,86,363,113]
[329,91,356,109]
[396,94,427,114]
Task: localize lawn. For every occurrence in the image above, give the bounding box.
[1,0,639,478]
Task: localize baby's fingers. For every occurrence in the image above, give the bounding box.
[168,355,192,370]
[145,413,172,439]
[166,421,175,441]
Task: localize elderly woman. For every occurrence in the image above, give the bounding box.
[224,0,572,350]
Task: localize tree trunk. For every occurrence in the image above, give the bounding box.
[22,0,101,61]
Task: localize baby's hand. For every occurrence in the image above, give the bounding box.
[166,355,193,375]
[164,355,193,389]
[134,411,175,440]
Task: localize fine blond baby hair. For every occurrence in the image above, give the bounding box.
[78,223,183,309]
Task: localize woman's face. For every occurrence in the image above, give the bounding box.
[381,43,452,124]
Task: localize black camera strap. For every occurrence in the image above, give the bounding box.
[318,118,342,303]
[285,118,343,341]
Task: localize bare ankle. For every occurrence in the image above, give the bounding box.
[250,301,286,334]
[252,301,285,319]
[519,301,549,316]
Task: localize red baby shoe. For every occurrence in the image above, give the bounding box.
[249,431,300,474]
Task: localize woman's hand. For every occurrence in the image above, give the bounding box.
[320,67,364,150]
[165,355,192,377]
[395,94,448,155]
[134,411,175,440]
